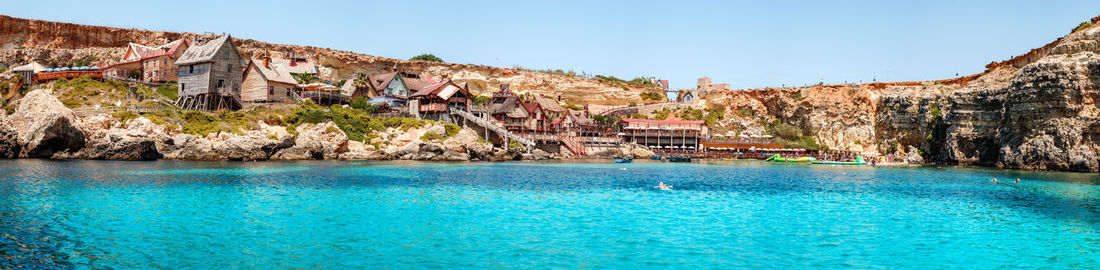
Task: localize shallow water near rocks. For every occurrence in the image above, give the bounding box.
[0,159,1097,268]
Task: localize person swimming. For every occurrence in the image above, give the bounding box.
[991,178,998,184]
[1015,178,1020,183]
[655,182,673,190]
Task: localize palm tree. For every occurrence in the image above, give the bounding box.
[293,73,320,84]
[353,72,370,89]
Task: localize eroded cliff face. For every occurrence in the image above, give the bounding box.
[0,15,657,105]
[710,17,1100,172]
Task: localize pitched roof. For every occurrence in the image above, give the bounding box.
[11,62,46,72]
[568,109,594,125]
[489,96,519,114]
[121,39,188,64]
[534,95,564,112]
[248,57,297,85]
[410,79,468,99]
[521,101,541,114]
[370,72,399,90]
[176,35,233,65]
[403,76,432,92]
[284,58,317,74]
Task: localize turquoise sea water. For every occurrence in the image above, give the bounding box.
[0,159,1098,269]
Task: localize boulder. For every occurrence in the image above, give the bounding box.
[162,134,221,160]
[905,145,925,165]
[71,127,161,160]
[442,128,480,152]
[630,146,656,158]
[10,90,85,157]
[213,133,294,161]
[0,113,22,158]
[272,122,348,160]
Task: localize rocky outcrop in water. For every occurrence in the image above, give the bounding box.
[9,89,84,158]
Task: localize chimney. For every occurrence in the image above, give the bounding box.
[391,63,398,72]
[262,56,270,69]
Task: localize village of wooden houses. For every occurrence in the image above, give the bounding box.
[7,34,855,161]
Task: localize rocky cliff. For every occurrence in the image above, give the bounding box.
[711,15,1100,172]
[0,15,659,105]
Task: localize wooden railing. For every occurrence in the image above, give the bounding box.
[72,104,170,117]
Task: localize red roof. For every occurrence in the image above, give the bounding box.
[521,102,541,114]
[621,118,706,125]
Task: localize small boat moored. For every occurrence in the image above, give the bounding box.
[667,155,692,162]
[614,156,634,163]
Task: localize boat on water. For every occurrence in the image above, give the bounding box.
[650,155,663,160]
[764,154,816,163]
[667,156,691,162]
[614,156,634,163]
[812,156,868,165]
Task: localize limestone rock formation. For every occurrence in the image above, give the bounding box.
[0,113,22,158]
[272,122,348,160]
[9,89,85,158]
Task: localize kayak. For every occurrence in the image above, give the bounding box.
[667,156,692,162]
[812,156,868,165]
[764,154,816,163]
[614,157,634,163]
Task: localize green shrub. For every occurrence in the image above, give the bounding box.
[181,111,221,135]
[410,53,444,62]
[145,115,179,130]
[420,132,442,142]
[156,84,178,100]
[110,111,139,123]
[768,121,802,140]
[444,123,461,138]
[1073,22,1092,33]
[472,95,492,105]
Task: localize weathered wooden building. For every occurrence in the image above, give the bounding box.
[409,79,471,121]
[241,56,298,103]
[175,35,244,111]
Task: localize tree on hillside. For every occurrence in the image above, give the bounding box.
[352,72,371,90]
[410,54,444,63]
[293,73,320,84]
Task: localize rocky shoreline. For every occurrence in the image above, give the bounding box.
[0,90,555,162]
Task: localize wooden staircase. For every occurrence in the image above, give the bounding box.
[451,109,535,150]
[560,135,587,156]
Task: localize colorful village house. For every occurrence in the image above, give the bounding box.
[103,39,189,83]
[534,95,565,124]
[408,79,471,122]
[175,35,244,111]
[487,84,526,130]
[241,56,298,103]
[366,71,427,108]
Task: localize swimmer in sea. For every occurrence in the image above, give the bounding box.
[991,178,998,184]
[1015,178,1020,183]
[655,182,673,190]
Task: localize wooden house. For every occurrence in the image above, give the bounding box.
[367,71,420,107]
[408,79,471,121]
[175,35,244,111]
[241,56,298,103]
[487,85,549,131]
[103,39,188,82]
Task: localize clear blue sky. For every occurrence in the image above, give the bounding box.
[4,0,1099,89]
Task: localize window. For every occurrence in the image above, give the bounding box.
[227,63,232,72]
[181,83,186,91]
[188,65,194,74]
[268,86,274,96]
[217,79,224,88]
